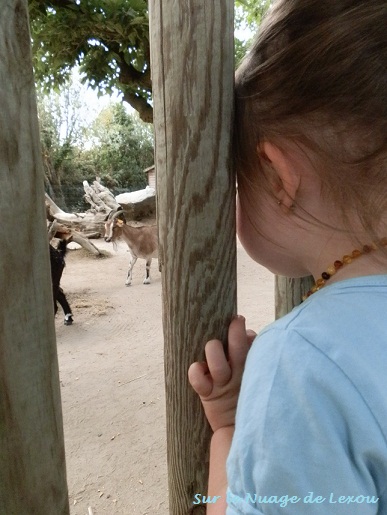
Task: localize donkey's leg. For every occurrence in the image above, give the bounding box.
[125,255,137,285]
[143,258,152,284]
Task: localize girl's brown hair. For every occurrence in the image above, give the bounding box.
[235,0,387,240]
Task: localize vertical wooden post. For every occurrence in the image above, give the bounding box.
[275,276,315,319]
[149,1,235,513]
[0,2,69,513]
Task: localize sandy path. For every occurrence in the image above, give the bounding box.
[55,239,274,515]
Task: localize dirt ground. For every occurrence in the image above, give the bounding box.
[55,237,275,515]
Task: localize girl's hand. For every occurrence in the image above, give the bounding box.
[188,316,256,433]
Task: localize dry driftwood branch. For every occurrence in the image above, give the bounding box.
[46,205,103,256]
[70,231,102,256]
[45,193,107,235]
[47,220,60,241]
[84,179,121,212]
[45,193,84,222]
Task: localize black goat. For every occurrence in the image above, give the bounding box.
[50,239,73,325]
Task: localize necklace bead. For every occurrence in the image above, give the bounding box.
[302,238,387,301]
[334,260,343,270]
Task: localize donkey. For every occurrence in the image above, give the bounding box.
[104,210,158,285]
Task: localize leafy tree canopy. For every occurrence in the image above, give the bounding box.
[29,0,271,123]
[234,0,272,64]
[37,71,154,210]
[88,102,153,190]
[235,0,271,28]
[37,78,91,208]
[29,0,152,122]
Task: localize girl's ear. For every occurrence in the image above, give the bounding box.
[260,141,301,209]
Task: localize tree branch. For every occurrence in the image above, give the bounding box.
[118,60,151,90]
[121,90,153,123]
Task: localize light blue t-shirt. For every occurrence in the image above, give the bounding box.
[227,275,387,514]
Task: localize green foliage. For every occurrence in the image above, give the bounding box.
[29,0,152,121]
[37,78,92,184]
[30,0,271,122]
[37,84,87,208]
[235,0,272,27]
[234,0,272,64]
[89,102,153,190]
[37,74,154,210]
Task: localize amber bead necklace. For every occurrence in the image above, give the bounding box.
[302,238,387,301]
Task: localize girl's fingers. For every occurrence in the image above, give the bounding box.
[204,339,232,387]
[188,361,213,397]
[228,316,250,372]
[188,338,231,398]
[189,316,255,397]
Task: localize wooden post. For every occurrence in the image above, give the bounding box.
[149,1,235,513]
[275,276,315,319]
[0,2,69,513]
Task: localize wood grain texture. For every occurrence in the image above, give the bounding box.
[275,276,315,319]
[0,2,69,513]
[149,1,235,513]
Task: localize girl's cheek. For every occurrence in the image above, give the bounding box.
[236,195,255,254]
[236,191,276,269]
[236,194,244,237]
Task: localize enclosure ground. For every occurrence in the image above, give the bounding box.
[56,238,274,515]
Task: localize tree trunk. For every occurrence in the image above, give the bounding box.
[0,2,69,513]
[275,276,315,319]
[149,2,235,514]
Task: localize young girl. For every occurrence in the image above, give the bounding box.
[188,0,387,513]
